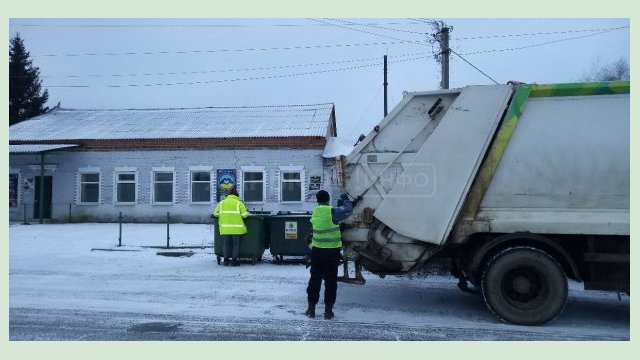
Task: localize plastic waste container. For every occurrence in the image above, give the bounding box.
[213,214,267,265]
[267,212,312,263]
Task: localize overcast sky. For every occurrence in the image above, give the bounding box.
[9,18,630,142]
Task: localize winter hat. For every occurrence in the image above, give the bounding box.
[316,190,330,203]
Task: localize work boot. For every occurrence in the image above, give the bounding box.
[305,305,316,318]
[324,307,334,320]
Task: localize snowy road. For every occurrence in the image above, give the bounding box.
[9,223,630,341]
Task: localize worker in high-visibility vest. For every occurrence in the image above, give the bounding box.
[305,190,353,320]
[213,186,249,266]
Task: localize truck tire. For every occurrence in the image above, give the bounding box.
[481,246,568,325]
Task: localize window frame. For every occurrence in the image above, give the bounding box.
[279,166,304,203]
[241,167,266,204]
[114,168,137,205]
[78,167,101,205]
[190,169,212,204]
[151,168,175,205]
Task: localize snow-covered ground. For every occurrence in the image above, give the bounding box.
[8,223,630,341]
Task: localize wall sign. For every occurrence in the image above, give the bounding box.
[308,175,322,191]
[9,174,18,207]
[216,169,236,201]
[284,221,298,240]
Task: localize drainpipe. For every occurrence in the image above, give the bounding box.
[39,152,45,224]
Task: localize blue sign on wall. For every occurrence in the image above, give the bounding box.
[216,169,236,202]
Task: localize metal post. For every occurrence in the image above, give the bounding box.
[38,152,45,224]
[166,212,170,248]
[68,203,72,223]
[118,212,123,247]
[383,55,388,117]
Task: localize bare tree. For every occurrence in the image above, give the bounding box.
[582,57,630,81]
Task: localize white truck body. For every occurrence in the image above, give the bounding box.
[339,81,630,325]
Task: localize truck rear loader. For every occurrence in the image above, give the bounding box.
[338,81,630,325]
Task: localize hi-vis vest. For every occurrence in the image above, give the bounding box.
[310,205,342,249]
[213,195,249,235]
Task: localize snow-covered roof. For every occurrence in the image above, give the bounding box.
[9,103,335,141]
[322,137,354,158]
[9,144,79,153]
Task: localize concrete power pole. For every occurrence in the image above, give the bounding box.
[439,26,450,89]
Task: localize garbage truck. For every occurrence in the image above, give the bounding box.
[338,81,630,325]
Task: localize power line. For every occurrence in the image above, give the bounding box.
[461,27,627,56]
[454,25,629,40]
[347,85,383,140]
[26,25,628,59]
[307,18,425,44]
[33,39,422,58]
[449,49,499,85]
[34,52,427,79]
[11,20,426,29]
[326,18,426,35]
[46,55,429,88]
[407,18,435,25]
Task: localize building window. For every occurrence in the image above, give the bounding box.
[9,173,19,207]
[191,171,211,203]
[116,172,136,204]
[243,171,264,203]
[153,172,174,204]
[281,171,302,202]
[80,173,100,203]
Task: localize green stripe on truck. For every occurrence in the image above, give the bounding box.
[529,81,630,97]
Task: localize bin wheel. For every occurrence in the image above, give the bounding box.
[273,256,280,264]
[216,256,221,265]
[252,258,257,265]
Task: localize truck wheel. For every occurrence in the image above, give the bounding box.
[481,246,567,325]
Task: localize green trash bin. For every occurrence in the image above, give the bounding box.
[213,214,267,265]
[267,212,312,263]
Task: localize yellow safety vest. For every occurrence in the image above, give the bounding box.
[213,195,249,235]
[310,205,342,249]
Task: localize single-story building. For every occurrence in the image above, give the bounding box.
[9,103,352,223]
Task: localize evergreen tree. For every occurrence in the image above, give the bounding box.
[9,33,49,125]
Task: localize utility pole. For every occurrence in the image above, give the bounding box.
[438,26,451,89]
[383,55,388,117]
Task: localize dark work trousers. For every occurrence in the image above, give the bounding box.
[306,247,341,309]
[222,234,242,262]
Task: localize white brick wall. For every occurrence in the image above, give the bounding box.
[9,148,338,223]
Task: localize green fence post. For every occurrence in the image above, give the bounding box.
[22,203,28,225]
[118,212,123,247]
[166,212,170,249]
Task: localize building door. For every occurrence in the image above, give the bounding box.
[33,176,52,219]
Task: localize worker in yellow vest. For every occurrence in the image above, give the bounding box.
[305,190,353,320]
[213,186,249,266]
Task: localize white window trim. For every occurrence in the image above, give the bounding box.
[151,169,175,205]
[241,166,266,204]
[114,170,138,205]
[9,168,20,208]
[77,167,101,205]
[279,166,304,203]
[189,169,213,205]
